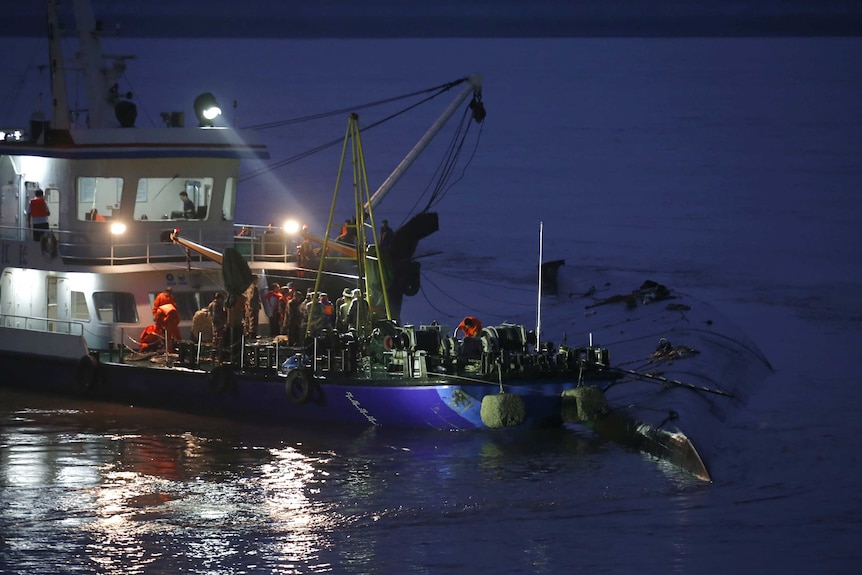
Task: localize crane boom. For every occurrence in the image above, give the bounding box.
[364,74,483,212]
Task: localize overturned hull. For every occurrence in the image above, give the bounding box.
[543,268,774,481]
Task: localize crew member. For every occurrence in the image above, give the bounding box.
[138,324,163,352]
[208,293,227,364]
[152,287,176,318]
[26,188,50,241]
[456,316,483,338]
[179,191,195,216]
[264,283,283,337]
[154,302,182,351]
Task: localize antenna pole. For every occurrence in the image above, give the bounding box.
[537,221,543,350]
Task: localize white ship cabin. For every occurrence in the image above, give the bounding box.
[0,1,293,355]
[0,130,270,264]
[0,118,283,353]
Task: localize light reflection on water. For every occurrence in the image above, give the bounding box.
[0,394,352,574]
[0,389,704,574]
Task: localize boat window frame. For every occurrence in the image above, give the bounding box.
[92,291,139,324]
[77,176,123,222]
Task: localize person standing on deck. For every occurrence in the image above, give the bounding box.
[152,287,176,319]
[154,303,181,351]
[243,276,261,338]
[226,292,246,364]
[26,189,50,241]
[456,316,483,338]
[347,289,371,338]
[287,290,304,346]
[264,283,283,337]
[319,293,335,328]
[336,287,354,332]
[207,293,227,365]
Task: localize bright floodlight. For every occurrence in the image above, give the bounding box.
[283,219,301,235]
[110,222,127,235]
[193,92,222,127]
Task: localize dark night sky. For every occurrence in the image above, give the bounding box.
[3,0,862,38]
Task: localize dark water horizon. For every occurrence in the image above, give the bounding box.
[4,1,862,39]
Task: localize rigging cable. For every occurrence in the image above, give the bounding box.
[239,79,469,182]
[397,98,484,225]
[244,77,468,130]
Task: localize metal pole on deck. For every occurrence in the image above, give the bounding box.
[196,332,202,367]
[537,221,543,351]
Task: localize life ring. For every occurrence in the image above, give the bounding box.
[208,364,236,396]
[75,353,104,390]
[285,368,312,405]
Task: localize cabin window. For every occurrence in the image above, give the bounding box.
[71,291,90,321]
[132,177,213,221]
[222,177,236,220]
[93,292,138,323]
[77,177,123,221]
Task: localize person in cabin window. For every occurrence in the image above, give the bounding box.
[179,191,195,217]
[26,189,50,241]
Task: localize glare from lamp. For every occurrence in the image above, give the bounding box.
[193,92,222,127]
[110,222,127,235]
[283,219,301,235]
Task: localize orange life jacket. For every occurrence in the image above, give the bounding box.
[457,316,483,338]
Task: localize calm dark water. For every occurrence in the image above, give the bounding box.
[3,381,859,575]
[0,388,716,574]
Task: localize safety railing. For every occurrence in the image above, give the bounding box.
[0,313,85,336]
[0,223,301,266]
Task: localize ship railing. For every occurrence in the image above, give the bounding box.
[231,223,301,264]
[0,313,85,336]
[0,223,300,266]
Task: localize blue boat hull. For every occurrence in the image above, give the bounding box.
[0,352,577,431]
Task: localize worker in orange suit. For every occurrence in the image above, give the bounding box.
[154,303,182,350]
[456,316,483,338]
[152,287,176,318]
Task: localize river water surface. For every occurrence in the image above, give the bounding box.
[1,34,861,573]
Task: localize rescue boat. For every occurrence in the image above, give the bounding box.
[0,0,772,483]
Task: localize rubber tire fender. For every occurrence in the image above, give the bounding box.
[285,368,312,405]
[208,364,236,396]
[76,354,104,390]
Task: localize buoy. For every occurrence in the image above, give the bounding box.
[561,386,608,423]
[480,393,525,428]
